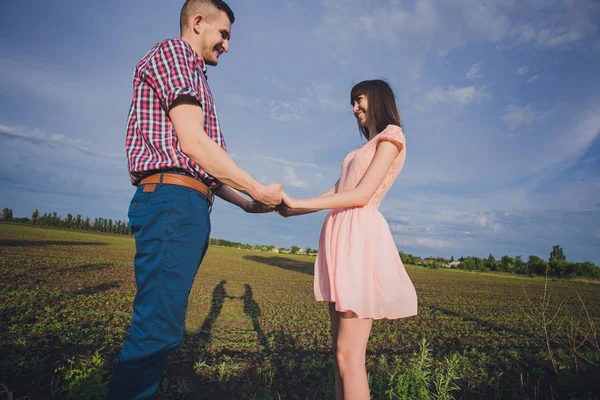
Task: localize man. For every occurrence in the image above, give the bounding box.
[106,1,282,398]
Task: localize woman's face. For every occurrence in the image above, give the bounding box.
[352,94,369,127]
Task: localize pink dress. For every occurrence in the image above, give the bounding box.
[314,125,418,320]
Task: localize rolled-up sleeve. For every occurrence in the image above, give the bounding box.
[142,39,205,111]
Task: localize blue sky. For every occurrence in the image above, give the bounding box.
[1,0,599,264]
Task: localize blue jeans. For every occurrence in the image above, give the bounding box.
[106,181,211,399]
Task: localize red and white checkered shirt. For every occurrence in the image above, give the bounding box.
[125,38,227,186]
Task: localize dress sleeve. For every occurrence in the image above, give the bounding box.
[376,125,405,153]
[142,39,205,111]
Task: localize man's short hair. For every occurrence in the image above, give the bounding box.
[180,0,235,34]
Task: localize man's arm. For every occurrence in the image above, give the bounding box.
[169,96,282,206]
[276,180,339,217]
[215,185,273,213]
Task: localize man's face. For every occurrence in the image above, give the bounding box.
[200,11,231,66]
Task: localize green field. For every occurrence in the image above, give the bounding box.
[1,224,599,399]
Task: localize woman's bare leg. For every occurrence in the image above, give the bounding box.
[335,310,373,400]
[329,302,343,399]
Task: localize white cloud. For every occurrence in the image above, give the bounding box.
[397,236,454,249]
[538,106,600,174]
[425,86,491,105]
[226,94,253,108]
[466,63,482,79]
[0,123,122,160]
[517,66,529,75]
[284,166,311,188]
[389,224,408,233]
[478,215,502,233]
[264,76,294,93]
[319,0,597,58]
[527,74,541,84]
[501,104,551,130]
[0,125,16,134]
[227,80,345,122]
[258,156,318,169]
[268,100,306,122]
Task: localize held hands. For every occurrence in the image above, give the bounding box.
[254,183,283,207]
[244,200,274,214]
[274,190,297,217]
[281,190,296,208]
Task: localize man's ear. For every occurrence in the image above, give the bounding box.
[192,13,206,34]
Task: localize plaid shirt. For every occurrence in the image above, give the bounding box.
[125,38,227,187]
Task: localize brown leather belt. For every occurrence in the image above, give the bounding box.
[139,173,214,204]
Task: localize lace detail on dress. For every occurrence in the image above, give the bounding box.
[337,125,406,208]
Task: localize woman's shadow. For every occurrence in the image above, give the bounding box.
[241,284,268,350]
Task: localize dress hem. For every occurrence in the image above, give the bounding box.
[316,299,417,320]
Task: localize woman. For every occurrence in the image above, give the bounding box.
[277,79,418,399]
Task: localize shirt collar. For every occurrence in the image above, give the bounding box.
[199,59,208,79]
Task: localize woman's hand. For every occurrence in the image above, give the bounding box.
[281,190,297,209]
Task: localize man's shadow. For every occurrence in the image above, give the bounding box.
[196,280,234,352]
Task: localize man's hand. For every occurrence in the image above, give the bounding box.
[244,200,274,214]
[253,183,283,207]
[275,202,293,217]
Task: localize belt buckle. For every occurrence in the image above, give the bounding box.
[207,189,213,212]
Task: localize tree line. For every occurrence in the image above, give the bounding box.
[401,245,599,279]
[2,207,131,236]
[1,208,315,254]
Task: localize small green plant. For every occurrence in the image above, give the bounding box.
[157,375,194,400]
[216,359,242,386]
[432,353,462,400]
[385,338,463,400]
[57,350,107,400]
[386,338,432,400]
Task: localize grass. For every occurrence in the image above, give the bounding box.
[1,224,599,399]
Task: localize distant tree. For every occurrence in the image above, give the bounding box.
[571,262,600,278]
[399,252,419,265]
[549,259,569,277]
[424,261,441,269]
[31,209,39,225]
[499,255,515,273]
[549,245,566,262]
[305,247,313,254]
[458,257,485,271]
[290,246,300,254]
[450,255,454,262]
[2,208,13,221]
[66,213,73,228]
[514,255,525,274]
[526,255,547,276]
[75,214,82,229]
[485,254,497,271]
[458,256,465,262]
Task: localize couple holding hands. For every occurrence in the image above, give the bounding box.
[108,0,417,399]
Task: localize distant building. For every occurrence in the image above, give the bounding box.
[444,261,461,268]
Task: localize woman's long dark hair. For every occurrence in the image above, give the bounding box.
[350,80,402,140]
